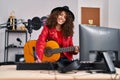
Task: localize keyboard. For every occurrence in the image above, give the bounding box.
[16,62,58,70]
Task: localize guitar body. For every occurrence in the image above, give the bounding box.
[24,40,60,63]
[24,40,36,63]
[42,40,60,62]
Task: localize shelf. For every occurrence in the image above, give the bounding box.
[6,30,27,33]
[4,29,28,62]
[5,46,24,49]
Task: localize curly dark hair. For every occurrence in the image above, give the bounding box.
[46,10,74,38]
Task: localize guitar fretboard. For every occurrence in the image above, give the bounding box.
[48,47,75,54]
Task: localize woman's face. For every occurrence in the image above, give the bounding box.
[57,11,66,25]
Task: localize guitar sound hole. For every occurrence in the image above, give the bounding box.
[44,47,53,57]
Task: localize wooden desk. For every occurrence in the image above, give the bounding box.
[0,65,120,80]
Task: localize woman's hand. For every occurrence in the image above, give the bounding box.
[74,46,80,53]
[35,59,42,63]
[35,56,42,63]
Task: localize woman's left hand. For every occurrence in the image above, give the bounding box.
[74,46,80,53]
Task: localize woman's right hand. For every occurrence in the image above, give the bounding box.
[35,58,42,63]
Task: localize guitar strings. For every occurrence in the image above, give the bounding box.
[49,46,75,54]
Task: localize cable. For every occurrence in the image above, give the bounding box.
[49,62,57,80]
[112,73,120,80]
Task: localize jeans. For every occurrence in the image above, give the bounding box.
[58,57,72,66]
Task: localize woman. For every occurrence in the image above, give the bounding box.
[36,6,79,63]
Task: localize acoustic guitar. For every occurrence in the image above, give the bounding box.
[24,40,76,63]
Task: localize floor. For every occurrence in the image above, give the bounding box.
[0,65,120,80]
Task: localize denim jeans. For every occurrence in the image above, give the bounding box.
[58,58,72,66]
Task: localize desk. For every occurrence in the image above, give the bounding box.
[0,65,120,80]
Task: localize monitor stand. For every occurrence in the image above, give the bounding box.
[102,52,116,73]
[94,51,116,73]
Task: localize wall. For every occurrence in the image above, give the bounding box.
[108,0,120,28]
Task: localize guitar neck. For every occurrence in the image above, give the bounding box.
[49,46,75,54]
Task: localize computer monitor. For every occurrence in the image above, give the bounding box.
[79,24,120,62]
[79,24,120,73]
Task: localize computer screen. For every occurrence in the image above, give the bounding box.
[79,24,120,62]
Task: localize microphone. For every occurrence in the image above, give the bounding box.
[22,17,41,34]
[16,38,22,42]
[31,17,41,30]
[27,19,33,34]
[16,38,22,45]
